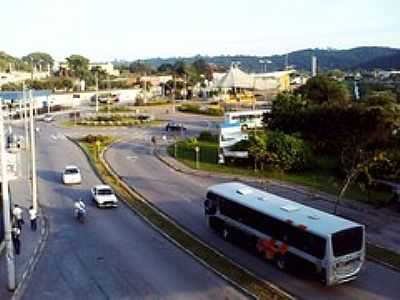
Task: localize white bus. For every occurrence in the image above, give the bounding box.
[204,182,365,285]
[224,109,269,130]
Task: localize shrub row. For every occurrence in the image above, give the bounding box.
[178,103,224,116]
[78,120,139,126]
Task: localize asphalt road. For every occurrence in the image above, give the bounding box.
[20,122,247,300]
[106,139,400,300]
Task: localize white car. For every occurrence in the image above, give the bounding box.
[91,185,118,208]
[43,114,55,122]
[62,166,82,184]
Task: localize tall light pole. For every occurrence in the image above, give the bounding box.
[143,72,147,104]
[29,90,38,212]
[95,72,99,113]
[172,75,176,113]
[23,84,29,147]
[0,98,16,291]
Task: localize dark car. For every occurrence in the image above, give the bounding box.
[165,122,187,132]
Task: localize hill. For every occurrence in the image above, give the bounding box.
[357,52,400,70]
[136,47,400,72]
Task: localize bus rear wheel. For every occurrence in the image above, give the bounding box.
[276,255,287,270]
[222,227,230,241]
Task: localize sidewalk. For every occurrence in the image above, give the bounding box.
[155,145,400,256]
[0,160,46,299]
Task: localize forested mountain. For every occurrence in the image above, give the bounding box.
[357,52,400,70]
[132,47,400,72]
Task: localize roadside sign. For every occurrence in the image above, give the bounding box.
[0,151,18,182]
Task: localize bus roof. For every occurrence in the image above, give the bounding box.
[224,109,269,116]
[208,182,361,237]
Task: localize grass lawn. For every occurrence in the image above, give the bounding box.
[168,142,392,204]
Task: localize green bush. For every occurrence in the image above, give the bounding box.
[206,107,224,116]
[266,131,312,171]
[230,131,312,171]
[198,131,218,143]
[82,134,110,144]
[178,103,201,113]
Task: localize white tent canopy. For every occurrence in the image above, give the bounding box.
[214,65,254,89]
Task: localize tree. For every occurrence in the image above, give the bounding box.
[66,54,90,79]
[335,145,388,213]
[248,133,268,171]
[129,62,153,75]
[296,75,350,104]
[366,91,397,107]
[192,58,209,74]
[157,63,174,73]
[22,52,54,70]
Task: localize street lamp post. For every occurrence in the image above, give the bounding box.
[174,135,178,158]
[29,90,38,212]
[195,146,200,169]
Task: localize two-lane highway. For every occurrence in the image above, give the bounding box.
[21,123,247,299]
[106,139,400,300]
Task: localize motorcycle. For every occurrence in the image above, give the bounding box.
[74,206,86,223]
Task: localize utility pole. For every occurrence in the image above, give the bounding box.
[173,75,176,113]
[184,73,187,100]
[29,90,38,212]
[143,72,147,105]
[0,98,16,291]
[95,72,99,113]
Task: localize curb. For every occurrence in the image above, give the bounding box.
[103,140,295,300]
[154,147,400,273]
[0,241,5,255]
[11,215,50,300]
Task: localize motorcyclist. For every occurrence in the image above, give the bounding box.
[74,199,86,219]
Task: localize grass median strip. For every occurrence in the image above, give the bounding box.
[75,136,295,300]
[366,244,400,271]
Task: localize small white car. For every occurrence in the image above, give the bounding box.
[91,185,118,208]
[43,114,55,122]
[62,166,82,184]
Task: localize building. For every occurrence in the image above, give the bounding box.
[139,75,173,86]
[311,56,318,77]
[251,70,294,92]
[210,66,296,103]
[89,62,120,77]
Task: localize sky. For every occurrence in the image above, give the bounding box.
[1,0,399,62]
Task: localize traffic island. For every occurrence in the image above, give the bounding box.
[73,135,295,300]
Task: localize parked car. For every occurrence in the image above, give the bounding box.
[91,185,118,208]
[62,165,82,184]
[43,114,55,122]
[137,113,154,122]
[165,122,186,132]
[7,133,19,152]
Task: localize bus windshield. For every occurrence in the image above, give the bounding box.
[332,226,363,257]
